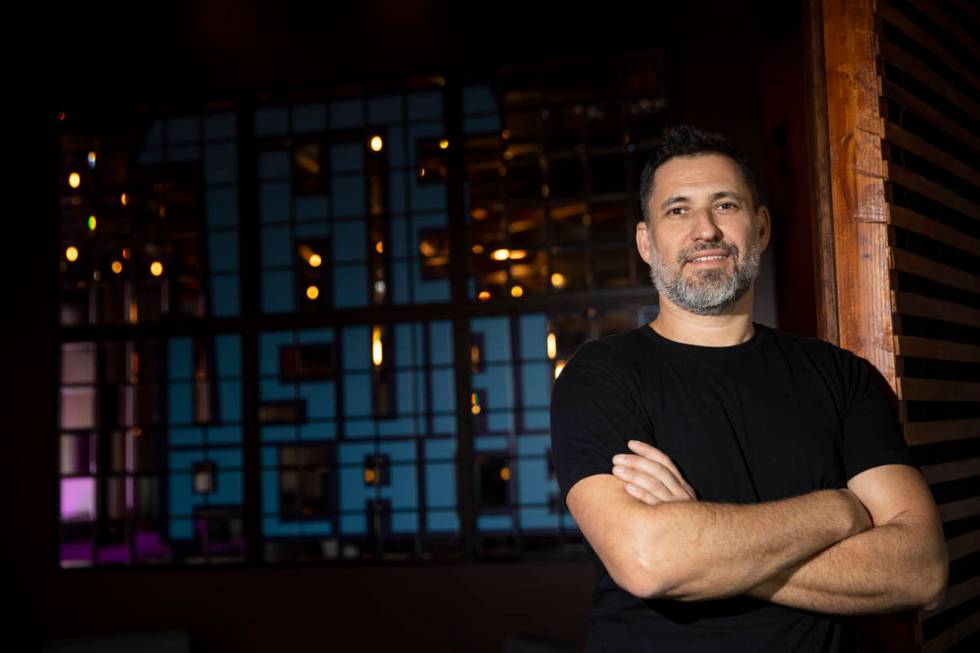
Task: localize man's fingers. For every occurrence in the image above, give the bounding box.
[626,440,698,498]
[612,460,692,501]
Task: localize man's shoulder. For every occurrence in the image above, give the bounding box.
[567,327,653,368]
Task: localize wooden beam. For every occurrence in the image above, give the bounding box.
[885,122,980,189]
[892,250,980,294]
[922,609,980,653]
[894,291,980,328]
[881,81,980,153]
[947,528,980,561]
[880,39,980,120]
[889,206,980,259]
[896,336,980,362]
[921,457,980,484]
[923,576,980,618]
[906,0,980,59]
[938,495,980,522]
[904,418,980,445]
[898,378,980,402]
[888,165,980,224]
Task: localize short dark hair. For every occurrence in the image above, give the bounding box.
[639,125,759,221]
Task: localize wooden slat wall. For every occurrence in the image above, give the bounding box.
[816,0,980,650]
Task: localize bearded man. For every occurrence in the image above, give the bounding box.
[549,125,947,652]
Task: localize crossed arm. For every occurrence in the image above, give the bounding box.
[566,440,948,615]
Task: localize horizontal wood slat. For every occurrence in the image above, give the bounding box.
[938,495,980,522]
[923,608,980,653]
[879,2,980,91]
[896,336,980,362]
[904,0,980,59]
[894,292,980,328]
[924,576,980,622]
[880,39,980,119]
[892,250,980,294]
[898,378,980,402]
[921,457,980,484]
[904,418,980,445]
[886,122,980,188]
[882,81,980,153]
[947,529,980,561]
[889,206,980,258]
[889,165,980,222]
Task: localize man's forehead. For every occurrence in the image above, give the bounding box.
[651,154,744,195]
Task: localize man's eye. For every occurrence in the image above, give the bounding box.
[717,202,739,211]
[667,207,686,216]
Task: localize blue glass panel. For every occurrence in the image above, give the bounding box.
[342,326,371,370]
[475,365,513,408]
[299,521,332,536]
[261,446,278,468]
[218,381,242,421]
[429,321,453,365]
[204,143,237,184]
[297,328,332,344]
[410,181,446,211]
[463,85,497,114]
[208,449,242,468]
[387,464,417,507]
[299,421,336,440]
[377,417,414,437]
[433,415,456,434]
[209,231,239,273]
[407,122,441,166]
[263,517,300,537]
[424,438,455,460]
[168,382,192,425]
[204,113,236,141]
[343,372,372,417]
[206,188,238,228]
[477,514,513,531]
[429,368,455,411]
[260,226,292,267]
[521,362,550,408]
[330,98,364,128]
[207,425,241,444]
[167,117,199,143]
[487,410,515,433]
[522,409,550,430]
[168,338,193,379]
[425,463,455,508]
[215,334,241,377]
[169,473,197,516]
[387,126,405,167]
[259,182,292,224]
[471,317,511,362]
[211,274,240,317]
[340,513,367,535]
[381,440,415,462]
[339,442,374,465]
[261,424,297,442]
[395,370,417,413]
[292,103,327,132]
[331,176,365,217]
[332,221,366,263]
[390,260,410,304]
[259,331,293,375]
[261,470,279,511]
[330,143,364,173]
[299,382,334,420]
[392,511,417,533]
[170,427,204,446]
[519,314,548,360]
[426,511,459,532]
[294,221,328,239]
[261,270,295,313]
[475,436,508,452]
[346,418,374,438]
[260,378,294,401]
[392,324,415,368]
[259,150,291,180]
[295,195,328,221]
[368,94,403,124]
[463,114,501,135]
[255,107,289,136]
[333,265,368,308]
[519,508,558,530]
[212,471,242,504]
[407,90,442,120]
[170,519,193,539]
[169,451,202,473]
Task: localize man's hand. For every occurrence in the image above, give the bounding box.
[611,440,698,504]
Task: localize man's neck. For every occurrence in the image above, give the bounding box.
[650,293,756,347]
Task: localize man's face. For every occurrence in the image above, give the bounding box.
[637,154,770,316]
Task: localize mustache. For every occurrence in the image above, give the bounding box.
[677,242,738,264]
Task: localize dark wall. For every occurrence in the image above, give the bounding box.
[12,2,815,651]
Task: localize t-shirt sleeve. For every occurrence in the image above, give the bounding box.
[840,350,917,481]
[549,340,654,511]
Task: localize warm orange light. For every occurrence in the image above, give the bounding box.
[477,290,491,301]
[471,208,488,221]
[438,139,449,150]
[364,468,377,483]
[375,241,384,254]
[419,167,426,178]
[471,404,482,415]
[541,185,550,197]
[500,466,511,481]
[554,360,566,379]
[491,248,510,261]
[128,301,139,323]
[508,249,527,260]
[111,260,123,274]
[87,151,97,167]
[308,253,322,268]
[547,333,557,360]
[306,285,320,300]
[150,261,163,277]
[370,135,384,152]
[550,272,566,288]
[65,246,79,262]
[501,129,511,140]
[510,285,524,298]
[121,248,131,260]
[372,326,384,367]
[120,193,128,206]
[472,244,485,254]
[68,172,81,189]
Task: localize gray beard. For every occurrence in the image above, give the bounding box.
[646,232,763,316]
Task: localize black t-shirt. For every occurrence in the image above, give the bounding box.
[549,323,916,652]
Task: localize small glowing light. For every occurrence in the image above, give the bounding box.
[65,246,79,262]
[92,270,102,282]
[374,280,386,295]
[510,285,524,298]
[541,184,550,197]
[471,404,482,415]
[500,466,511,481]
[308,253,322,267]
[111,260,123,274]
[131,426,143,437]
[491,248,510,261]
[547,333,557,360]
[121,248,131,260]
[372,326,384,367]
[375,241,384,254]
[501,129,511,140]
[128,301,138,323]
[120,193,128,206]
[419,167,426,178]
[58,112,66,121]
[472,244,484,254]
[364,468,377,483]
[508,249,527,260]
[554,360,566,379]
[87,151,97,168]
[477,290,491,301]
[551,272,566,288]
[439,139,449,150]
[471,208,488,221]
[370,135,384,152]
[306,285,320,300]
[68,172,81,189]
[87,215,97,231]
[149,261,163,277]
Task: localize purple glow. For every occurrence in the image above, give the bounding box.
[61,477,96,520]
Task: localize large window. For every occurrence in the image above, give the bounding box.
[56,55,667,566]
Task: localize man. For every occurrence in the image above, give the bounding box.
[549,126,948,651]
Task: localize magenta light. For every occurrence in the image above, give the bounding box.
[61,477,95,520]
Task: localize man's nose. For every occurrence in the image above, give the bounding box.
[690,207,724,241]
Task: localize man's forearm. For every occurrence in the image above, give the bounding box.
[746,516,948,614]
[636,489,870,601]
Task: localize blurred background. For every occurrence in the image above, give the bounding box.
[10,0,977,651]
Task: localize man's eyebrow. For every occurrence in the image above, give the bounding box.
[659,195,689,210]
[659,190,744,210]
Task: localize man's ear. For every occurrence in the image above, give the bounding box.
[636,220,652,265]
[756,206,771,252]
